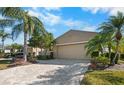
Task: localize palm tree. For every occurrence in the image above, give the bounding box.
[0,19,14,29]
[85,34,105,56]
[43,32,54,56]
[98,23,115,62]
[109,12,124,64]
[0,18,14,52]
[99,12,124,64]
[29,31,54,56]
[0,7,45,62]
[0,30,11,52]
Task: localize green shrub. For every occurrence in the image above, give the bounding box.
[95,56,109,65]
[27,56,37,63]
[37,55,53,60]
[102,53,109,58]
[91,51,99,58]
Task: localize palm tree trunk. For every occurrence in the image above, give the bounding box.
[108,45,111,63]
[100,44,103,55]
[112,40,119,65]
[24,32,28,62]
[44,49,48,56]
[2,39,4,52]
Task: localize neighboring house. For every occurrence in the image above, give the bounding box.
[28,47,41,56]
[53,30,97,59]
[0,45,11,53]
[4,48,11,53]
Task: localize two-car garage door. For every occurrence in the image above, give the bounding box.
[55,43,89,59]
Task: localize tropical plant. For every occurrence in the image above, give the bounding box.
[7,43,23,53]
[29,31,54,56]
[0,18,14,52]
[98,11,124,65]
[0,30,11,52]
[28,30,44,49]
[98,24,115,62]
[0,7,45,62]
[85,34,105,56]
[42,32,54,56]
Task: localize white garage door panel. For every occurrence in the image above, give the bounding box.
[57,44,88,59]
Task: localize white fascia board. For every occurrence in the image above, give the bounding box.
[56,41,88,46]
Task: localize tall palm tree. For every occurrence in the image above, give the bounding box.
[0,30,11,52]
[98,23,115,62]
[109,12,124,64]
[99,12,124,64]
[0,7,45,62]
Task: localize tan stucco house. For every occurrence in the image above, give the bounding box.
[53,30,97,59]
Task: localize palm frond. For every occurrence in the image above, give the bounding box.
[12,23,23,40]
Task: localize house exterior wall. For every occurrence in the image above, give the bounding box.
[4,49,11,53]
[55,30,97,44]
[54,30,97,59]
[54,43,90,59]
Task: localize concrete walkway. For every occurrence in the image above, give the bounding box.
[0,59,90,85]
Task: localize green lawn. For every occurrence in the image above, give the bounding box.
[81,70,124,85]
[0,60,12,70]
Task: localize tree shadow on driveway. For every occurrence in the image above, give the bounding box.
[37,59,90,66]
[29,63,89,85]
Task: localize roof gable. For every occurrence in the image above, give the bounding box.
[55,30,97,44]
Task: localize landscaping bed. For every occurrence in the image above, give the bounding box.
[0,60,12,70]
[81,70,124,85]
[0,58,31,70]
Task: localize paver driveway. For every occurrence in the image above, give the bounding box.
[0,59,90,85]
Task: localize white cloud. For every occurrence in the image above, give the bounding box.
[28,10,41,17]
[32,7,38,11]
[40,12,61,26]
[82,25,97,31]
[109,8,124,15]
[43,7,61,11]
[28,8,61,26]
[64,19,82,27]
[27,7,97,32]
[82,7,124,15]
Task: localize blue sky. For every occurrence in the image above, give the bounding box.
[2,7,124,45]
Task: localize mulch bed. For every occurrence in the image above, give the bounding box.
[7,58,32,68]
[105,64,124,70]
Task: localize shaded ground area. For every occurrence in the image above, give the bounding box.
[0,59,90,85]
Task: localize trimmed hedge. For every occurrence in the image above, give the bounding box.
[37,55,54,60]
